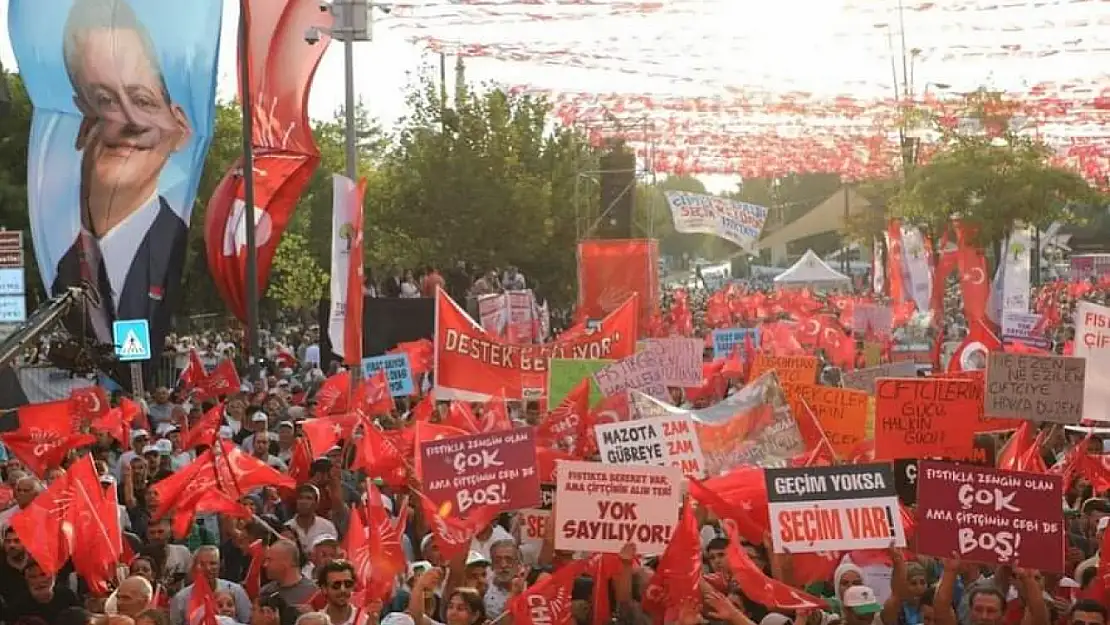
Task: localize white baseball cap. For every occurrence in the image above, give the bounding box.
[842,586,882,615]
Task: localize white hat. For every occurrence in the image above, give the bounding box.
[251,412,269,423]
[408,560,432,579]
[842,586,882,615]
[759,615,793,625]
[99,474,116,485]
[218,426,234,439]
[381,614,415,625]
[154,439,173,455]
[155,423,177,436]
[141,444,160,455]
[465,551,490,567]
[311,534,339,549]
[131,429,150,441]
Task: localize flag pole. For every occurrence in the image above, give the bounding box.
[239,0,261,384]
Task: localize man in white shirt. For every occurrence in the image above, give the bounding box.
[469,521,513,560]
[0,477,41,531]
[169,545,251,625]
[286,484,338,560]
[146,518,192,582]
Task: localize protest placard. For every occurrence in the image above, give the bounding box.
[593,351,667,400]
[765,463,904,554]
[1001,311,1050,350]
[893,459,918,507]
[750,355,819,386]
[853,304,893,336]
[629,372,805,472]
[519,508,551,551]
[420,428,541,516]
[916,461,1064,573]
[361,353,414,397]
[791,385,869,458]
[985,353,1086,423]
[554,461,682,555]
[1075,301,1110,422]
[644,338,703,386]
[540,483,556,510]
[594,414,706,478]
[841,361,918,394]
[875,378,988,462]
[711,328,761,360]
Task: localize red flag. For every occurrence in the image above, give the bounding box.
[71,472,124,595]
[3,400,95,477]
[315,371,352,415]
[180,349,208,392]
[356,370,395,417]
[391,340,433,375]
[187,563,220,625]
[352,425,409,486]
[346,482,408,603]
[152,441,295,537]
[416,491,500,560]
[10,456,106,575]
[479,389,513,433]
[642,502,702,622]
[204,0,329,321]
[536,379,590,453]
[243,539,265,600]
[180,403,224,451]
[301,413,361,457]
[722,523,825,610]
[70,387,109,428]
[343,179,367,365]
[200,360,241,399]
[508,558,592,625]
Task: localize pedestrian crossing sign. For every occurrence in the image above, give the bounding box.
[113,319,152,362]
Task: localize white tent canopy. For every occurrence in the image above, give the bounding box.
[773,249,851,288]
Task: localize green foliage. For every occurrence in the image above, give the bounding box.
[268,232,328,312]
[0,72,46,307]
[368,72,591,307]
[893,89,1099,249]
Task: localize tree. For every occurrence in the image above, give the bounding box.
[893,89,1099,257]
[366,68,592,308]
[0,72,46,308]
[268,232,328,316]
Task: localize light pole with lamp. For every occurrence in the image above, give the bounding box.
[307,0,392,180]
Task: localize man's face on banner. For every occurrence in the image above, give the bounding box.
[71,26,191,207]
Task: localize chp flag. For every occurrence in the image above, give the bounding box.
[328,175,366,365]
[765,463,905,554]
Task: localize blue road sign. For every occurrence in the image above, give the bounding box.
[113,319,152,362]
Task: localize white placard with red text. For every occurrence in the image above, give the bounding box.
[1075,300,1110,422]
[554,461,682,555]
[519,508,550,551]
[594,415,706,478]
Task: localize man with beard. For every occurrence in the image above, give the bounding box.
[0,526,30,605]
[317,559,380,625]
[482,540,521,620]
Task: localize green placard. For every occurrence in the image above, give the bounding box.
[547,358,612,407]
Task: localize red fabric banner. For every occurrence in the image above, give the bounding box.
[205,0,331,320]
[435,289,638,400]
[577,239,659,337]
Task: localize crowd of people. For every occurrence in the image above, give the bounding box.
[4,266,1110,625]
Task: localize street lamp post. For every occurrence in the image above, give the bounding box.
[312,0,379,180]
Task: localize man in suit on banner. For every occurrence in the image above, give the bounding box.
[51,0,191,368]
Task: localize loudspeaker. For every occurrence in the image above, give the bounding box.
[597,143,635,239]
